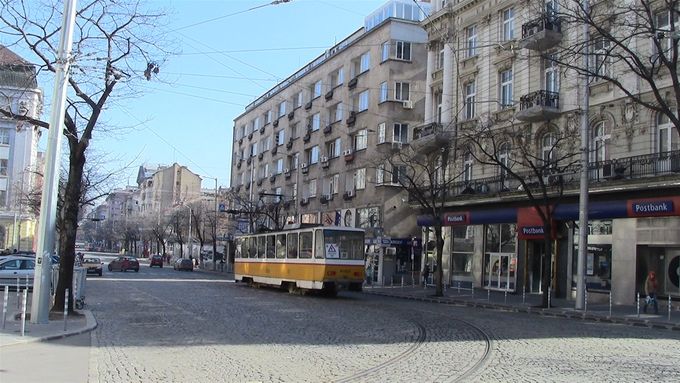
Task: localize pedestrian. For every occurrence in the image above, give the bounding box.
[422,264,430,286]
[643,271,659,314]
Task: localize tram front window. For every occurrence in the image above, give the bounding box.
[323,230,364,260]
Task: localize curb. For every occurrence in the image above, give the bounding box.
[364,290,679,331]
[1,310,98,347]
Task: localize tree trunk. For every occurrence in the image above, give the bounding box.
[434,224,444,297]
[52,149,86,313]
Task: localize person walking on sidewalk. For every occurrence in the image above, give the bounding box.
[422,264,430,286]
[643,271,659,314]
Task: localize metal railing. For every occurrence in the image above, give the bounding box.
[413,122,444,140]
[519,90,560,111]
[522,14,562,39]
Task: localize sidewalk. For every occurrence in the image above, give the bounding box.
[0,292,97,348]
[363,283,680,331]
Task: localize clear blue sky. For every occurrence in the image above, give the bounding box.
[96,0,386,190]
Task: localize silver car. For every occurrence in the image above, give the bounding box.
[0,255,35,288]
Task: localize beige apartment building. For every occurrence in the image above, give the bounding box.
[231,0,432,283]
[135,163,202,216]
[416,0,680,305]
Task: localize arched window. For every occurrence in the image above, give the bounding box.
[540,131,557,166]
[590,120,611,163]
[498,142,511,182]
[463,150,474,183]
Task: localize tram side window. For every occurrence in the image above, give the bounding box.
[266,235,276,258]
[257,236,266,258]
[287,233,298,258]
[276,234,286,259]
[314,230,324,259]
[235,239,242,259]
[248,237,257,258]
[299,232,313,259]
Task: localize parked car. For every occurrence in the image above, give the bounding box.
[108,256,139,272]
[150,254,164,268]
[0,256,35,288]
[82,257,103,276]
[173,258,193,271]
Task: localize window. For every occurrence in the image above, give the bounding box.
[380,82,388,102]
[333,103,343,122]
[299,232,313,259]
[354,129,368,150]
[266,235,276,258]
[541,131,557,166]
[376,164,384,185]
[326,138,341,158]
[276,158,284,174]
[395,82,410,101]
[309,179,317,197]
[254,116,261,131]
[393,123,408,143]
[293,91,303,109]
[359,90,369,111]
[544,53,559,94]
[395,41,411,60]
[438,45,445,70]
[463,151,473,182]
[310,145,320,164]
[276,130,285,146]
[332,67,344,87]
[592,36,611,78]
[0,190,6,207]
[331,174,340,194]
[452,226,474,275]
[377,122,386,144]
[499,69,513,108]
[391,164,407,184]
[466,25,477,58]
[263,136,271,151]
[313,80,323,98]
[278,101,286,118]
[360,52,370,73]
[656,113,678,153]
[291,122,299,139]
[501,8,515,41]
[311,113,321,131]
[465,80,476,119]
[591,121,611,163]
[355,168,366,190]
[286,233,298,258]
[276,234,286,259]
[498,142,511,182]
[655,10,679,55]
[250,143,257,157]
[0,129,9,145]
[264,110,272,124]
[381,41,390,62]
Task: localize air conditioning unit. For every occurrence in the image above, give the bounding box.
[343,149,352,156]
[284,168,290,174]
[402,100,413,109]
[345,190,354,198]
[301,163,308,169]
[321,156,328,163]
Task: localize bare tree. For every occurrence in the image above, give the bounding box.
[369,125,462,297]
[460,116,580,307]
[150,215,171,257]
[190,203,205,267]
[169,208,190,258]
[0,0,171,312]
[225,189,285,233]
[550,0,680,135]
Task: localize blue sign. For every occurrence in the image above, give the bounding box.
[219,203,226,212]
[631,201,674,215]
[521,226,545,236]
[237,219,250,234]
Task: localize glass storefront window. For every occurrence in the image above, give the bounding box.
[484,223,517,291]
[452,226,473,275]
[573,221,612,291]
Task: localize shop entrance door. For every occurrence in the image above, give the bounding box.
[528,241,544,293]
[486,253,516,291]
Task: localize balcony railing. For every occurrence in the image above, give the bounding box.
[516,90,560,122]
[408,150,680,203]
[411,122,452,153]
[520,14,562,51]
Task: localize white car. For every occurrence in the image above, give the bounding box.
[0,255,35,288]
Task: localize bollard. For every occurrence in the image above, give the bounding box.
[401,276,404,288]
[382,275,385,287]
[609,291,612,318]
[522,286,526,305]
[2,286,8,329]
[16,278,20,309]
[636,292,640,318]
[669,295,672,322]
[457,281,461,294]
[471,285,474,299]
[548,285,551,309]
[504,290,508,305]
[444,282,447,292]
[487,288,490,302]
[64,289,69,331]
[20,289,27,336]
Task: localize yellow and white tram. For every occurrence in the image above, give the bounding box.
[234,225,365,294]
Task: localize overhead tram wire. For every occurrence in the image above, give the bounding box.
[170,0,292,33]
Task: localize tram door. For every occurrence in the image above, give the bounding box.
[486,253,516,291]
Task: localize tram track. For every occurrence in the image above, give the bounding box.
[333,296,494,383]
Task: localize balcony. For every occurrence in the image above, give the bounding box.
[303,131,311,143]
[346,112,356,127]
[325,90,333,101]
[515,90,560,122]
[305,101,312,110]
[520,14,562,51]
[323,124,332,135]
[411,123,453,153]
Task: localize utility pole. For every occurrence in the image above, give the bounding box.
[576,0,590,311]
[31,0,78,324]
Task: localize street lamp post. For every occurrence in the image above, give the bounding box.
[203,177,219,270]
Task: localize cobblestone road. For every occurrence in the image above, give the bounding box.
[84,266,680,382]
